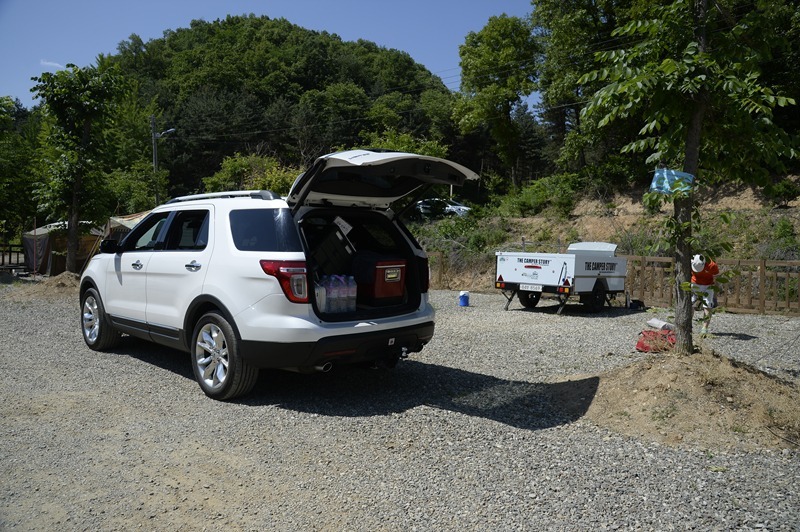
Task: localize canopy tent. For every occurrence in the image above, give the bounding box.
[23,222,103,274]
[106,210,151,241]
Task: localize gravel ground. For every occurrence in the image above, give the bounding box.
[1,287,798,530]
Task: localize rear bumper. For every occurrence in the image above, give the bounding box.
[238,321,435,369]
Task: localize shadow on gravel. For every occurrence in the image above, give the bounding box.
[111,337,195,380]
[506,301,634,318]
[244,361,599,432]
[708,332,759,341]
[104,338,599,432]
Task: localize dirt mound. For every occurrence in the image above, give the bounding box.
[6,272,80,302]
[584,350,800,451]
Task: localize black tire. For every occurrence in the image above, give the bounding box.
[80,288,121,351]
[585,283,606,313]
[191,311,258,400]
[518,291,541,309]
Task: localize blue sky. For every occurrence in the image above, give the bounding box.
[0,0,534,109]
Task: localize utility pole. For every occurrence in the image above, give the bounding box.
[150,115,175,204]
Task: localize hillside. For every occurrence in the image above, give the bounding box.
[432,178,800,293]
[511,180,796,252]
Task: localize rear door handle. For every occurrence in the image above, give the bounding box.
[185,260,202,272]
[131,260,143,270]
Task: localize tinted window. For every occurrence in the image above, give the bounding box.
[163,210,210,251]
[230,208,302,251]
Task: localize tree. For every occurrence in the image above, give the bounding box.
[0,97,39,240]
[294,82,370,164]
[202,153,300,195]
[107,161,168,215]
[107,15,459,190]
[455,15,539,185]
[31,64,121,273]
[578,0,797,352]
[532,0,632,171]
[358,129,449,159]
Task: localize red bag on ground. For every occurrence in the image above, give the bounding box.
[635,329,676,352]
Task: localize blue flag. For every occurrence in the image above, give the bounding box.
[650,168,694,194]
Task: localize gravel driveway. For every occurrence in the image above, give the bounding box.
[1,288,798,530]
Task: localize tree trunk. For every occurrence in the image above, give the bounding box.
[673,0,709,354]
[674,95,707,353]
[672,193,694,353]
[66,119,92,274]
[66,191,80,274]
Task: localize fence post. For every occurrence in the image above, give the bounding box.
[430,251,444,289]
[638,256,646,300]
[759,259,766,314]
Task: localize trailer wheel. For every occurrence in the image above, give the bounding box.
[585,283,606,313]
[518,291,541,309]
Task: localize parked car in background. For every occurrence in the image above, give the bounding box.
[79,149,478,400]
[414,198,471,218]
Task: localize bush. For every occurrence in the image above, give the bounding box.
[611,219,667,256]
[203,154,300,195]
[496,173,578,218]
[764,177,800,207]
[764,216,799,260]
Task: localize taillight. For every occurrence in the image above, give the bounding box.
[418,256,430,293]
[259,260,308,303]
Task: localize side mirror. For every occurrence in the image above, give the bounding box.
[99,239,121,254]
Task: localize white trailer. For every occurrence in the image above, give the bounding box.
[495,242,627,314]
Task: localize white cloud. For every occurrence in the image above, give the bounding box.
[40,60,65,69]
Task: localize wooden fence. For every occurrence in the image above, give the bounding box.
[625,256,800,315]
[0,243,25,271]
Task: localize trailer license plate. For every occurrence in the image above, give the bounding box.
[520,284,542,292]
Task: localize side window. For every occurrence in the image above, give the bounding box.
[163,210,210,251]
[124,212,170,252]
[230,208,302,251]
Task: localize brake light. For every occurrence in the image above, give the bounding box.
[259,260,308,303]
[558,278,571,294]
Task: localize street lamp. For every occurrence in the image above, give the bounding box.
[151,115,175,172]
[150,115,175,204]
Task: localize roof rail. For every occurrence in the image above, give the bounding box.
[166,190,281,204]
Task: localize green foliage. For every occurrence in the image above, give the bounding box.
[579,0,798,182]
[413,213,510,269]
[107,15,457,191]
[533,0,638,175]
[0,98,39,238]
[611,218,666,256]
[297,82,370,161]
[203,154,300,195]
[455,15,539,171]
[358,129,448,158]
[764,216,799,260]
[496,173,578,218]
[427,214,508,253]
[575,0,798,350]
[478,170,511,197]
[107,161,167,214]
[764,177,800,207]
[31,63,123,271]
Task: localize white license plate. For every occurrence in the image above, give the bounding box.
[520,284,542,292]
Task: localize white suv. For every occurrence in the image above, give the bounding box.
[80,150,477,400]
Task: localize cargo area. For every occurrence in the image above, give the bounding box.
[298,210,423,319]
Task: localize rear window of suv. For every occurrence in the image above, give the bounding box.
[230,208,303,251]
